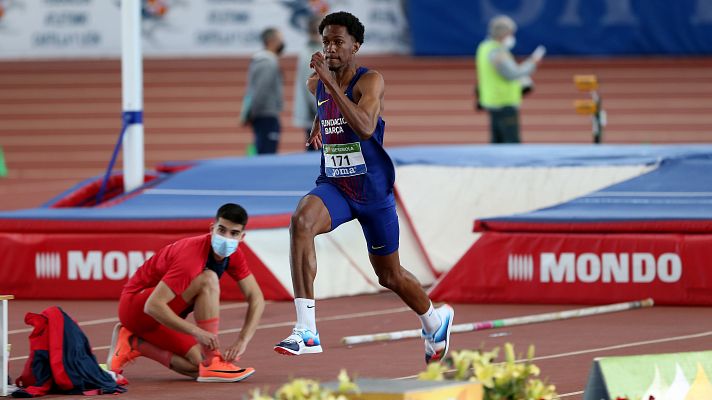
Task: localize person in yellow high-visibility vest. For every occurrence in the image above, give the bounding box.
[476,15,545,143]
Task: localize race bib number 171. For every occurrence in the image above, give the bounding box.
[323,142,367,178]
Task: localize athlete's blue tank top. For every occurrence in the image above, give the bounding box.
[315,66,395,203]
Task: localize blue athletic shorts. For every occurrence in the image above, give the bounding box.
[308,182,399,256]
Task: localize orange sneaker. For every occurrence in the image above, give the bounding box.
[197,356,255,383]
[106,323,142,371]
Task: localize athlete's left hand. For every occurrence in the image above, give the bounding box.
[223,338,248,361]
[307,127,322,150]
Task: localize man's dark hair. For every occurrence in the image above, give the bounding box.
[216,203,248,226]
[319,11,365,44]
[261,27,279,46]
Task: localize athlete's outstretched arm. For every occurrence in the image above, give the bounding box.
[310,52,384,140]
[223,274,264,361]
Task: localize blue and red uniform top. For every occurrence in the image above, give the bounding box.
[315,66,396,203]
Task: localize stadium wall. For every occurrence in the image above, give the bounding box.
[409,0,712,56]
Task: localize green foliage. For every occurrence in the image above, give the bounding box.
[249,369,358,400]
[418,343,558,400]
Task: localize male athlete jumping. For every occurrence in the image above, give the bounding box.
[274,12,454,364]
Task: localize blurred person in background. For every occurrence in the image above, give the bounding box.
[241,28,285,154]
[292,15,323,152]
[476,15,545,143]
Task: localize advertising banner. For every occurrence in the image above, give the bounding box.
[0,0,409,59]
[430,231,712,306]
[0,231,291,300]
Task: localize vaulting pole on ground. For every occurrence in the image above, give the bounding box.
[121,0,144,193]
[341,298,654,346]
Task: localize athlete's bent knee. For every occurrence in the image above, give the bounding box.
[197,270,220,293]
[290,210,317,237]
[376,268,401,291]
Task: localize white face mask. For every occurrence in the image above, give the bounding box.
[503,35,516,50]
[211,233,238,258]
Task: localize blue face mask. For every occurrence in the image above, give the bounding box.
[211,234,238,258]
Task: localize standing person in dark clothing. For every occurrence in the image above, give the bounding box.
[242,28,285,154]
[293,15,323,152]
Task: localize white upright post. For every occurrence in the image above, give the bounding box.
[121,0,145,193]
[0,296,10,397]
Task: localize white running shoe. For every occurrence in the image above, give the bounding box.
[422,304,455,364]
[273,328,323,356]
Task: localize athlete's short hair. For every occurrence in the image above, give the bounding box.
[216,203,248,226]
[319,11,365,44]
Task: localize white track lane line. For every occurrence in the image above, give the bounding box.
[220,306,411,334]
[8,306,411,362]
[9,317,120,336]
[558,390,584,398]
[8,302,253,336]
[529,330,712,362]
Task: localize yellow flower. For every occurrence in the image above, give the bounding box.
[248,388,274,400]
[510,364,524,379]
[527,344,536,360]
[504,343,516,364]
[481,348,500,364]
[336,369,358,394]
[527,364,541,377]
[474,364,496,388]
[418,362,447,381]
[276,378,323,400]
[525,378,558,400]
[449,350,475,380]
[418,344,558,400]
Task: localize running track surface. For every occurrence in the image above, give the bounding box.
[6,293,712,399]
